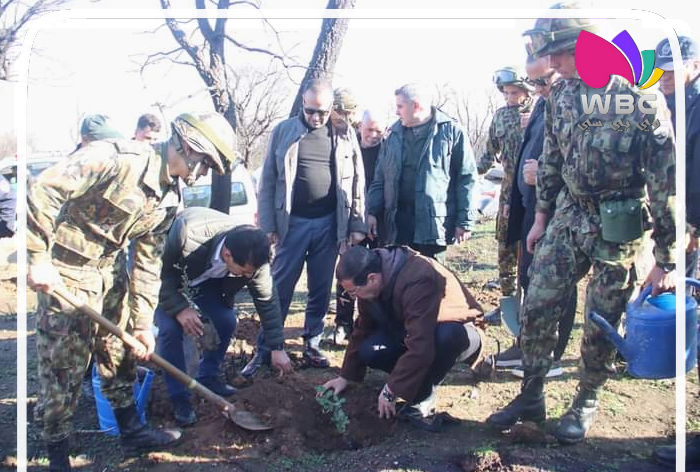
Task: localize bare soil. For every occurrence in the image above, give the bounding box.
[0,221,687,471]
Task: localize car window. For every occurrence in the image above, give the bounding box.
[182,181,248,209]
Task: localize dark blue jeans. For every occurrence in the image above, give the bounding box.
[256,213,337,357]
[358,322,472,403]
[155,277,237,402]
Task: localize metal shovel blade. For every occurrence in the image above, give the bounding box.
[225,409,273,431]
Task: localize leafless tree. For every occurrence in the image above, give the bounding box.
[440,84,500,156]
[229,64,290,169]
[288,0,356,117]
[148,0,354,212]
[0,0,76,81]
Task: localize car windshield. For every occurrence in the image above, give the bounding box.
[182,181,248,208]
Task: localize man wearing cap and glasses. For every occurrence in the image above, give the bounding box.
[478,67,533,329]
[248,79,366,376]
[487,3,676,445]
[652,34,700,470]
[27,111,236,471]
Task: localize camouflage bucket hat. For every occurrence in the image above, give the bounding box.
[333,87,359,112]
[171,112,237,175]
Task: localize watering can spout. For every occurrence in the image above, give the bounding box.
[589,312,630,360]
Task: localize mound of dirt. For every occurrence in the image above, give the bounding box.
[147,367,396,459]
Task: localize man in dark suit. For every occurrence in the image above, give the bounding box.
[155,207,292,426]
[501,55,575,377]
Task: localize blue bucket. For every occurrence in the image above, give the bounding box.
[92,364,154,436]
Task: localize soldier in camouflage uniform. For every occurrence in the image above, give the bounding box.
[27,112,237,472]
[478,67,533,303]
[487,4,676,444]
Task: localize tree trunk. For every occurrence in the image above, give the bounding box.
[288,0,356,118]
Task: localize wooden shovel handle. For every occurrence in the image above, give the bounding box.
[50,285,236,415]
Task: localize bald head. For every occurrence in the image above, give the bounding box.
[302,79,333,129]
[526,56,557,98]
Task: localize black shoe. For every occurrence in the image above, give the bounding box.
[652,444,675,468]
[303,339,330,368]
[484,307,502,326]
[114,404,182,456]
[197,376,237,397]
[240,351,270,378]
[172,399,197,427]
[487,373,545,430]
[554,387,599,444]
[47,438,72,472]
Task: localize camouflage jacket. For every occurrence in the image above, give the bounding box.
[27,139,180,330]
[537,76,676,265]
[478,99,532,202]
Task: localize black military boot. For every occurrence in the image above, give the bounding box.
[486,372,545,430]
[114,404,182,456]
[47,438,72,472]
[554,386,599,444]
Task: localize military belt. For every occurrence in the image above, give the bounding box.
[52,245,117,269]
[571,189,645,215]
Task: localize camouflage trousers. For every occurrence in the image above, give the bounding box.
[34,253,138,443]
[520,195,642,389]
[496,193,518,297]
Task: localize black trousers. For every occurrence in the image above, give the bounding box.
[357,322,474,403]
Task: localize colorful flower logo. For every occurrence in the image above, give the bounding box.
[575,30,664,90]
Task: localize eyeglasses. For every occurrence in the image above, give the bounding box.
[303,107,331,118]
[527,71,556,87]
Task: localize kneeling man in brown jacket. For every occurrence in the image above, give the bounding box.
[320,245,484,430]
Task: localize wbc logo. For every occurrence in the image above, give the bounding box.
[575,30,664,90]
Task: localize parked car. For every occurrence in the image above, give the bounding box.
[179,163,258,226]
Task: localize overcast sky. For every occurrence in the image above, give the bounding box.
[1,0,695,153]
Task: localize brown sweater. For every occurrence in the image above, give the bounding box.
[340,247,484,403]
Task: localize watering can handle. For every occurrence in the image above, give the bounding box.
[634,278,700,307]
[687,278,700,290]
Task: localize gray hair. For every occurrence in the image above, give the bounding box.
[362,109,388,128]
[394,83,434,108]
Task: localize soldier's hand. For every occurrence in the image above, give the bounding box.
[523,159,538,186]
[643,265,676,296]
[502,204,510,219]
[526,217,547,254]
[176,307,204,337]
[28,261,62,293]
[520,112,531,129]
[367,215,378,240]
[132,328,155,361]
[455,227,472,244]
[271,350,293,377]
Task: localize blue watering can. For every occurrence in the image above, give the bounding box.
[588,278,699,380]
[92,364,154,436]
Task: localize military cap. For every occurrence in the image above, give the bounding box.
[656,36,699,71]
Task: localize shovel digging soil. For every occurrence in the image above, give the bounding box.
[50,285,272,432]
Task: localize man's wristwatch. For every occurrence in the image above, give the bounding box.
[381,383,395,402]
[656,262,676,273]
